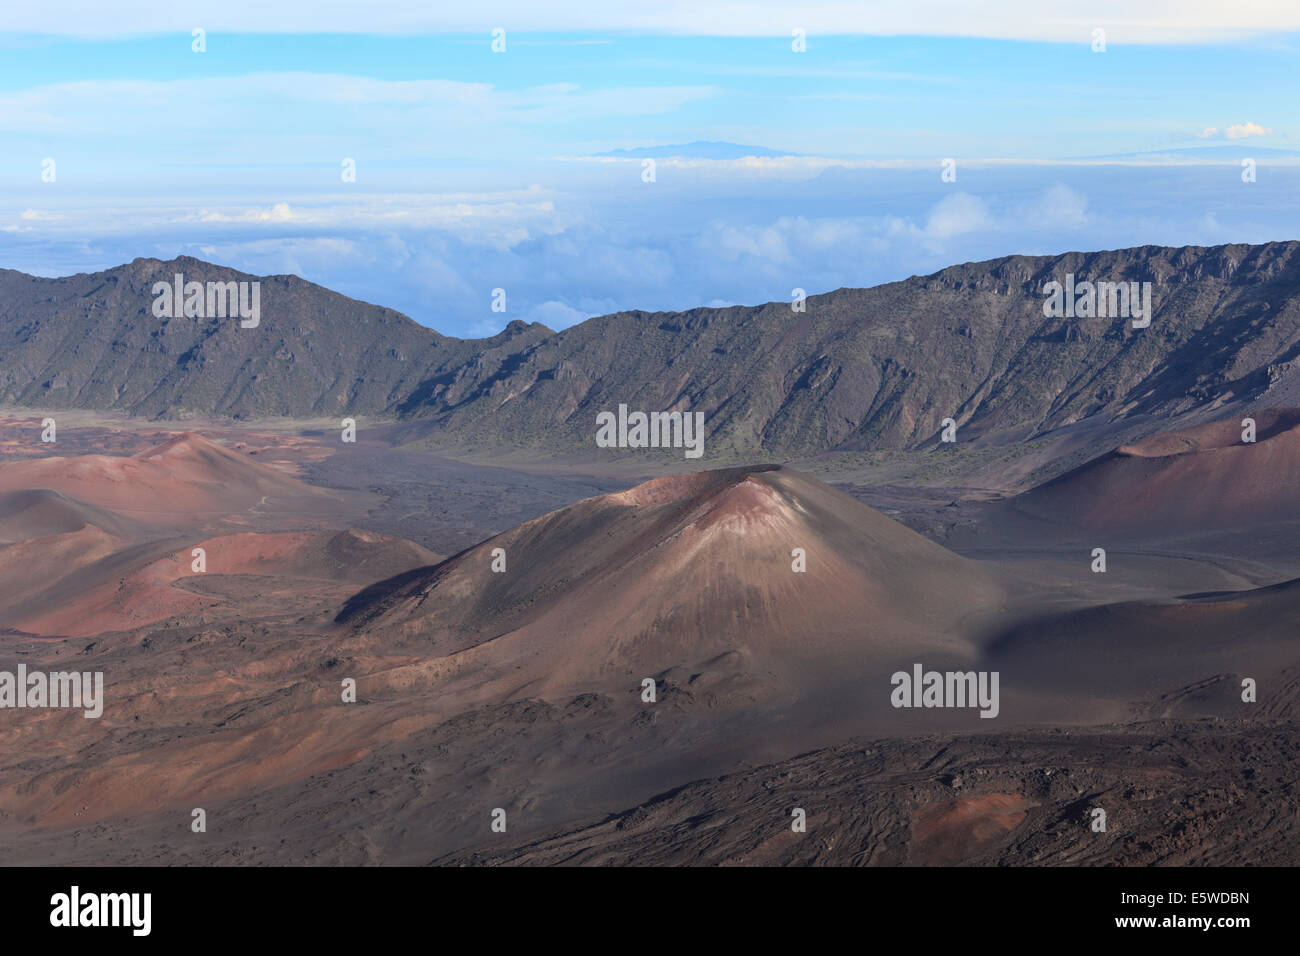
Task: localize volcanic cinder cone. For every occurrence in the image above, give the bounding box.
[339,465,1001,703]
[1007,408,1300,539]
[0,433,428,637]
[0,431,350,522]
[0,488,141,543]
[2,528,440,638]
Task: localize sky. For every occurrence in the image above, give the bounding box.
[1,2,1297,336]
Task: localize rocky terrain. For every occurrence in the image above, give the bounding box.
[0,245,1297,868]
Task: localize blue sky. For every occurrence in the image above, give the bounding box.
[1,3,1297,335]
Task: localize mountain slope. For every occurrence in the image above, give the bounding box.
[415,241,1300,456]
[3,242,1300,458]
[0,255,549,420]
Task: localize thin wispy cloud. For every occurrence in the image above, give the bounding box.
[0,73,718,134]
[9,1,1300,43]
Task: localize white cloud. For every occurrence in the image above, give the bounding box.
[1225,121,1274,139]
[705,221,794,265]
[525,300,587,329]
[2,190,572,249]
[198,202,297,223]
[1023,183,1089,227]
[1193,121,1275,141]
[925,192,991,238]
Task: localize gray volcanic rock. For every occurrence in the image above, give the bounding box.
[420,241,1300,457]
[2,242,1299,458]
[0,255,549,420]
